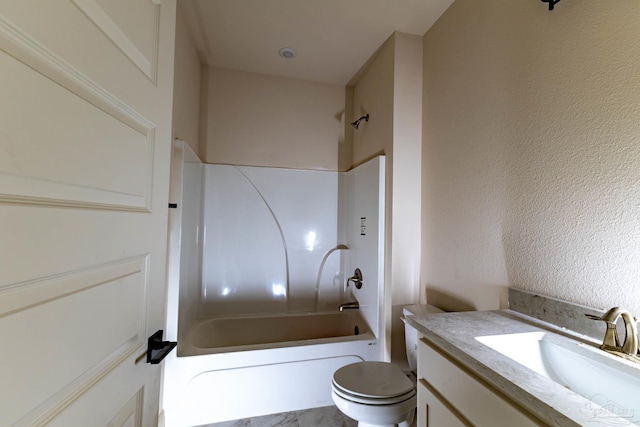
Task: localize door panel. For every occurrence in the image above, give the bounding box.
[0,34,154,210]
[0,1,175,425]
[72,0,160,82]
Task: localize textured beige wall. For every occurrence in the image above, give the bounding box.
[422,0,640,316]
[204,68,346,170]
[351,32,423,365]
[172,4,202,159]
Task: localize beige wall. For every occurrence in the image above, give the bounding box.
[204,67,346,170]
[391,33,423,307]
[351,32,423,366]
[422,0,640,316]
[351,36,394,162]
[172,4,202,159]
[390,33,423,366]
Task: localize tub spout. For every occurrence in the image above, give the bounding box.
[339,301,359,311]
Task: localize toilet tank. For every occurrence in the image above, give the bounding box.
[402,304,443,372]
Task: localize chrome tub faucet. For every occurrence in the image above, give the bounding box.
[339,301,359,311]
[347,268,363,289]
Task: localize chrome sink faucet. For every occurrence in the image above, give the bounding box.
[587,307,639,356]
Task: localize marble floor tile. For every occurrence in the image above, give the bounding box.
[204,419,251,427]
[250,411,298,427]
[200,405,356,427]
[296,405,356,427]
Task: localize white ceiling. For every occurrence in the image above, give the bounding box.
[179,0,455,86]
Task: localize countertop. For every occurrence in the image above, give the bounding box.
[405,309,638,427]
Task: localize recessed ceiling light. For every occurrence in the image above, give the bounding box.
[279,47,296,59]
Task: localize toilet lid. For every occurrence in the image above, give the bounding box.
[332,362,414,399]
[332,382,416,405]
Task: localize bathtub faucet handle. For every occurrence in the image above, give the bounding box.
[347,268,363,289]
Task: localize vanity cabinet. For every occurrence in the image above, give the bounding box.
[417,338,543,427]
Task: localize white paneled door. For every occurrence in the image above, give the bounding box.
[0,1,176,426]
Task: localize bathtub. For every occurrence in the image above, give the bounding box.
[162,310,381,427]
[184,310,371,355]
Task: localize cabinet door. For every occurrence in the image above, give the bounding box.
[418,338,543,427]
[418,379,471,427]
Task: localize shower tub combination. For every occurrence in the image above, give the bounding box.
[163,310,379,427]
[186,310,371,354]
[163,146,385,426]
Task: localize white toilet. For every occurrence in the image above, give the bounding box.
[331,304,443,427]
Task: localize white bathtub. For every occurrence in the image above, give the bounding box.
[184,310,371,355]
[162,311,381,427]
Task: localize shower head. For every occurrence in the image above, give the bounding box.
[351,114,369,130]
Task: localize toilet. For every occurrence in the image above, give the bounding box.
[331,304,443,427]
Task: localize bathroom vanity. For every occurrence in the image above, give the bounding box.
[406,290,640,427]
[417,336,541,426]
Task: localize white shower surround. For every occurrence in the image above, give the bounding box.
[163,150,386,425]
[201,165,341,315]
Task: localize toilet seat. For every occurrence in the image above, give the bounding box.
[332,361,415,405]
[332,383,415,405]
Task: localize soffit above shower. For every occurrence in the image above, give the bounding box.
[178,0,455,86]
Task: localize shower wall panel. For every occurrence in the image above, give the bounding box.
[341,156,385,340]
[178,160,204,336]
[201,165,340,315]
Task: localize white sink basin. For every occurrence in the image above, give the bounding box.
[476,331,640,424]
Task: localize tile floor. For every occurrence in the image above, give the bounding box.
[200,405,357,427]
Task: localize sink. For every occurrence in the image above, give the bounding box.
[476,331,640,424]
